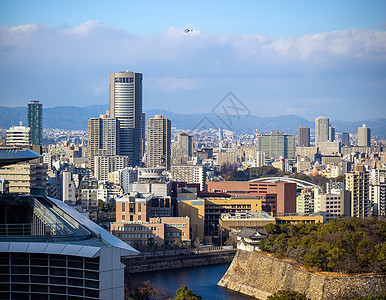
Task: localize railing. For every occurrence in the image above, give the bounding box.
[123,245,235,259]
[0,223,56,236]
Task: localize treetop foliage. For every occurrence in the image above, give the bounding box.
[167,285,202,300]
[260,218,386,274]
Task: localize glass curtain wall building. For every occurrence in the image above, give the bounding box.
[28,101,42,146]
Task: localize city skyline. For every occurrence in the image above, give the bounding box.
[0,1,385,121]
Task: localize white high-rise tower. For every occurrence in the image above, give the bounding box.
[109,71,143,166]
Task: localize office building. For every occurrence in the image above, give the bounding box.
[370,169,386,216]
[6,123,31,147]
[128,167,172,198]
[358,124,371,147]
[115,193,173,223]
[206,181,297,215]
[109,71,143,166]
[178,195,264,241]
[171,165,206,191]
[318,141,341,156]
[111,217,190,249]
[113,190,189,248]
[256,131,296,161]
[88,114,120,171]
[0,162,47,195]
[315,116,329,144]
[28,100,43,146]
[120,167,139,194]
[141,112,146,159]
[216,150,238,166]
[94,155,129,181]
[314,188,351,222]
[298,126,310,147]
[62,170,76,205]
[345,167,371,218]
[341,132,350,146]
[329,125,335,142]
[256,151,265,167]
[78,178,100,222]
[176,132,193,160]
[146,115,171,170]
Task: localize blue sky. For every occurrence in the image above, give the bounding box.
[0,0,385,121]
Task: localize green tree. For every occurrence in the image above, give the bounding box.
[265,223,280,235]
[168,285,202,300]
[267,290,311,300]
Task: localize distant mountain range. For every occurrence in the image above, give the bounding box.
[0,105,385,137]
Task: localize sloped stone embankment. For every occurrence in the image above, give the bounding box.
[218,250,386,300]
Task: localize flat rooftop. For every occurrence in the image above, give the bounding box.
[221,211,275,220]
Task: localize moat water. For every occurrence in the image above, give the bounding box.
[128,263,255,299]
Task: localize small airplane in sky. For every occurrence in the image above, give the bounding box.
[184,28,194,33]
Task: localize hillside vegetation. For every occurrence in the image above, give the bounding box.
[260,218,386,274]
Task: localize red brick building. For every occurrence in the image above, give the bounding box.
[206,181,296,215]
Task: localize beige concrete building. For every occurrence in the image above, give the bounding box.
[111,217,190,249]
[94,155,129,181]
[314,188,351,222]
[175,131,193,161]
[146,115,171,170]
[358,124,371,147]
[315,116,329,144]
[345,167,371,218]
[0,162,47,194]
[171,165,206,191]
[216,150,238,166]
[298,126,310,147]
[88,113,120,171]
[177,191,264,242]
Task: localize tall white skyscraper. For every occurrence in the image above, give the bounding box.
[109,71,143,166]
[315,116,330,144]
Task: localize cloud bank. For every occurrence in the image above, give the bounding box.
[0,21,385,120]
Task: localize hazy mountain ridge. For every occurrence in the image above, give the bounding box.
[0,105,385,136]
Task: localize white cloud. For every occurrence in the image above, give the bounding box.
[0,21,385,119]
[148,76,203,92]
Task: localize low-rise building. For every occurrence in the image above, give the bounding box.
[110,217,190,249]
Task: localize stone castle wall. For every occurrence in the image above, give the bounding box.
[124,251,235,273]
[218,250,386,300]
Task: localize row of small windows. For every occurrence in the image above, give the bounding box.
[124,240,156,245]
[166,232,185,237]
[115,77,134,83]
[118,233,157,238]
[116,226,158,231]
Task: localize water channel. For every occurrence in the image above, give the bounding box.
[127,263,256,299]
